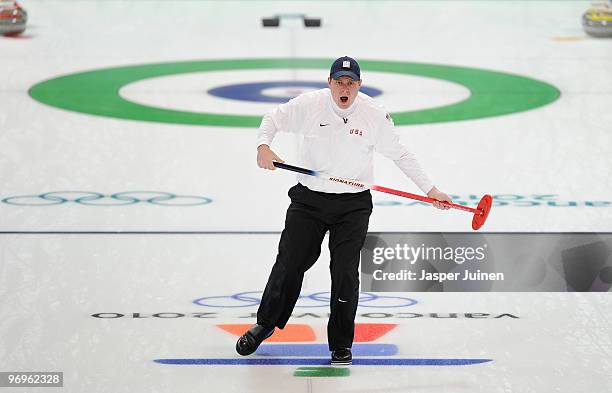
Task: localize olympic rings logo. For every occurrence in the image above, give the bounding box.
[193,291,418,308]
[1,191,212,206]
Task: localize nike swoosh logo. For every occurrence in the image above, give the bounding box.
[319,123,329,127]
[338,299,348,303]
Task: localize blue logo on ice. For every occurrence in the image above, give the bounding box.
[192,291,418,308]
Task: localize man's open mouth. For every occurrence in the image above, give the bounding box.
[340,96,348,103]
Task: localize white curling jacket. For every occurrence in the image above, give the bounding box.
[257,88,434,194]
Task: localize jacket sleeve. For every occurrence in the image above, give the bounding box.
[257,95,307,147]
[373,112,434,194]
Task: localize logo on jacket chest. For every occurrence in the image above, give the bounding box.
[349,128,365,137]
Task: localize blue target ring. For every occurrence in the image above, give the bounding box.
[207,81,383,103]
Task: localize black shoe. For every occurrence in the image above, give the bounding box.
[235,324,275,356]
[331,348,352,366]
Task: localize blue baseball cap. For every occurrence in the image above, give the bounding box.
[330,56,361,81]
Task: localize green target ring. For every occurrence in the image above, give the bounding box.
[29,58,560,127]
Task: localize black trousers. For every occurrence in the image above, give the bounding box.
[257,183,373,350]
